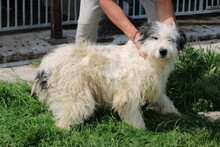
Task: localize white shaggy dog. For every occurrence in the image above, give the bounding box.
[32,21,181,129]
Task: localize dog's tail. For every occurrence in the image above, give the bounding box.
[31,69,49,96]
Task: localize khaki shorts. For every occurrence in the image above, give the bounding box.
[76,0,157,43]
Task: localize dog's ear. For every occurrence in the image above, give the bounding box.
[177,30,187,51]
[138,22,152,35]
[138,22,153,43]
[35,70,49,90]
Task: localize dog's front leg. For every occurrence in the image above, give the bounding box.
[155,94,180,115]
[113,93,146,129]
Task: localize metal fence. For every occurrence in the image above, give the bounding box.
[175,0,220,15]
[0,0,220,32]
[0,0,80,32]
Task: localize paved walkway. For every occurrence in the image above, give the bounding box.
[1,23,220,63]
[0,63,38,81]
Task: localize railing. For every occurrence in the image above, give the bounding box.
[0,0,220,32]
[0,0,80,32]
[175,0,220,15]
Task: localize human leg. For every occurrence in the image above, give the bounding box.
[76,0,103,43]
[139,0,157,22]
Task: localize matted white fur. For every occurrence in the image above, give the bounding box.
[32,22,180,129]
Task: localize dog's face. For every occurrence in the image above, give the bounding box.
[138,22,181,60]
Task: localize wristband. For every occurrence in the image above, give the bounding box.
[132,30,139,43]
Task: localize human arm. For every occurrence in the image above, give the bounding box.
[99,0,139,43]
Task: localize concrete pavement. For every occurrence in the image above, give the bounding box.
[1,24,220,63]
[0,63,38,81]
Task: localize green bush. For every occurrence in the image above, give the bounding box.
[168,45,220,112]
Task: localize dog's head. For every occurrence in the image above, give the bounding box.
[138,22,182,61]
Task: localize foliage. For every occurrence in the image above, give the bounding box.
[28,59,41,67]
[168,45,220,112]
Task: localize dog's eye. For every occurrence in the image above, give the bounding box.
[151,36,158,40]
[169,39,175,43]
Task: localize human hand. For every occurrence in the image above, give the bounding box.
[132,31,147,59]
[138,50,147,59]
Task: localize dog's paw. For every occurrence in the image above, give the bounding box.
[161,108,181,116]
[169,111,181,117]
[55,121,70,129]
[134,121,146,130]
[129,118,146,130]
[130,123,146,130]
[175,110,181,116]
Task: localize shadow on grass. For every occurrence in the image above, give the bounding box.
[72,107,220,136]
[143,110,220,133]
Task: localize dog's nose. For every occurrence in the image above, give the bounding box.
[159,48,167,57]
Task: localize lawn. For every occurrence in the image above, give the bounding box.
[0,45,220,146]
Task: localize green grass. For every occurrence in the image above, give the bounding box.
[0,46,220,146]
[28,59,41,67]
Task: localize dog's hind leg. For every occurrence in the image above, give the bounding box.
[50,86,96,129]
[155,94,180,116]
[113,92,146,129]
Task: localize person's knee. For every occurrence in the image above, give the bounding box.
[76,23,99,43]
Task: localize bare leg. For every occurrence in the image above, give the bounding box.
[76,0,102,43]
[139,0,157,22]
